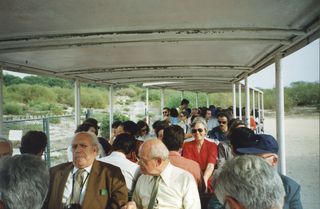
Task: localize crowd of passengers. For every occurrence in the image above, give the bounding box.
[0,99,302,209]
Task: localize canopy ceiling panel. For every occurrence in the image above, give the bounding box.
[0,0,319,93]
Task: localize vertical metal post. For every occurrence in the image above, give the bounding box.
[43,117,51,168]
[257,92,261,133]
[245,75,250,128]
[238,83,242,119]
[0,69,3,135]
[74,80,81,128]
[206,93,209,108]
[146,87,149,124]
[109,85,114,140]
[195,92,199,108]
[275,53,286,175]
[160,88,165,119]
[252,89,256,131]
[232,83,237,118]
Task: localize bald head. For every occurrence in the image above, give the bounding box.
[138,139,169,176]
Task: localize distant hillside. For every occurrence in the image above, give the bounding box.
[3,74,319,116]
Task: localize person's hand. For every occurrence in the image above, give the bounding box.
[121,201,137,209]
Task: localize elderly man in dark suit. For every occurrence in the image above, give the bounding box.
[44,132,128,209]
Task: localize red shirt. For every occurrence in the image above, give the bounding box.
[182,139,218,172]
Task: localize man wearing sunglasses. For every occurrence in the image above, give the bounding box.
[208,111,231,141]
[236,134,303,209]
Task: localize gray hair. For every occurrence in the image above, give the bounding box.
[190,116,208,130]
[148,139,169,160]
[73,132,100,156]
[215,155,285,209]
[0,136,13,156]
[0,154,49,209]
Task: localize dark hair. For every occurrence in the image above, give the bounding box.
[162,125,184,151]
[112,121,122,129]
[181,99,189,105]
[154,121,170,137]
[20,131,47,155]
[217,111,232,122]
[75,123,98,135]
[112,133,136,155]
[122,121,139,136]
[137,120,150,135]
[180,111,189,118]
[83,118,99,129]
[163,107,170,112]
[228,119,245,132]
[200,107,210,118]
[170,108,179,117]
[229,127,255,155]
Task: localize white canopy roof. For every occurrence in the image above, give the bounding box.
[0,0,319,92]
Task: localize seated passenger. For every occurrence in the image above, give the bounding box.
[122,139,201,209]
[20,130,47,157]
[0,136,13,158]
[99,133,141,194]
[214,155,285,209]
[162,125,204,191]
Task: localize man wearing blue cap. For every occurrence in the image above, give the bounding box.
[237,134,303,209]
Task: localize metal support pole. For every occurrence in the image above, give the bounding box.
[238,83,242,119]
[109,85,114,140]
[252,89,256,132]
[206,93,209,108]
[195,92,199,108]
[245,75,250,128]
[232,83,237,118]
[257,92,261,133]
[262,93,265,126]
[0,69,3,135]
[275,53,286,175]
[160,88,165,118]
[146,87,149,124]
[43,117,51,168]
[74,80,81,128]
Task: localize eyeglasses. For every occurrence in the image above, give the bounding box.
[218,120,227,124]
[191,128,204,133]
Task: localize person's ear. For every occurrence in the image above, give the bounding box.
[225,196,246,209]
[271,154,278,167]
[155,157,162,166]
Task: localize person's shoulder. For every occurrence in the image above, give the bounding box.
[280,174,301,189]
[50,162,72,172]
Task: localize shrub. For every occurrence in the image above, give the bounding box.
[100,112,129,138]
[4,102,23,115]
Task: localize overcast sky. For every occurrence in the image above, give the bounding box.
[249,39,319,89]
[4,39,319,89]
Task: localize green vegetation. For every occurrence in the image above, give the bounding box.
[3,74,319,118]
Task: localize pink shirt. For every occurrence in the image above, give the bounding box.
[169,151,202,186]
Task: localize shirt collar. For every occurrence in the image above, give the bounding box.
[110,151,127,158]
[72,164,93,175]
[159,162,174,186]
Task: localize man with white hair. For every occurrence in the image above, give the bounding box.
[44,132,128,209]
[0,154,49,209]
[0,136,12,158]
[122,139,201,209]
[215,155,285,209]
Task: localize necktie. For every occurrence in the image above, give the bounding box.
[71,169,86,204]
[147,176,161,209]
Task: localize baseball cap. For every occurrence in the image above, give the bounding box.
[237,134,279,154]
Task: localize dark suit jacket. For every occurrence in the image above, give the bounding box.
[280,174,303,209]
[44,160,128,209]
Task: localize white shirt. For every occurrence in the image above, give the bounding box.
[99,151,140,193]
[62,165,92,206]
[133,162,201,209]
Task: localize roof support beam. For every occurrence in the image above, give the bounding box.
[0,68,3,135]
[74,80,81,128]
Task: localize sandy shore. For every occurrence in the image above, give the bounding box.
[264,115,319,209]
